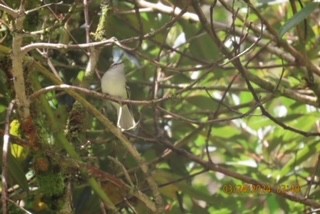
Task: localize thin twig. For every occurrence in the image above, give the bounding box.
[35,49,62,81]
[25,1,63,14]
[83,0,98,78]
[8,199,32,214]
[219,31,262,66]
[29,4,77,35]
[2,100,16,214]
[304,154,320,198]
[135,0,199,22]
[83,0,90,45]
[108,157,134,187]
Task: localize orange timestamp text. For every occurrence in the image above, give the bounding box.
[222,183,302,194]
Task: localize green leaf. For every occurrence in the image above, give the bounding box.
[279,140,319,178]
[180,21,220,61]
[0,104,6,114]
[267,195,280,213]
[279,2,319,38]
[213,126,241,138]
[9,120,21,137]
[171,73,191,84]
[189,34,220,61]
[8,153,29,192]
[186,95,218,110]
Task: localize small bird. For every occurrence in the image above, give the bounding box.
[101,63,137,131]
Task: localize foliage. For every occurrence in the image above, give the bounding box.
[0,0,320,213]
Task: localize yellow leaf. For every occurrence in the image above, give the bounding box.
[9,119,21,137]
[9,120,28,160]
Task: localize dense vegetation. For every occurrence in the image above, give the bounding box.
[0,0,320,213]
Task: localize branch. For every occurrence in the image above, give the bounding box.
[83,0,98,79]
[135,0,199,22]
[31,60,163,213]
[21,38,117,54]
[25,1,63,14]
[0,4,18,18]
[29,80,318,134]
[243,0,320,77]
[130,0,306,81]
[29,65,118,211]
[158,139,320,208]
[11,2,30,120]
[66,90,164,212]
[192,0,320,137]
[29,84,173,106]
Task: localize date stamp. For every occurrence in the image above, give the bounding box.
[222,183,302,194]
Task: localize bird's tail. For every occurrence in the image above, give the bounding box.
[117,105,137,131]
